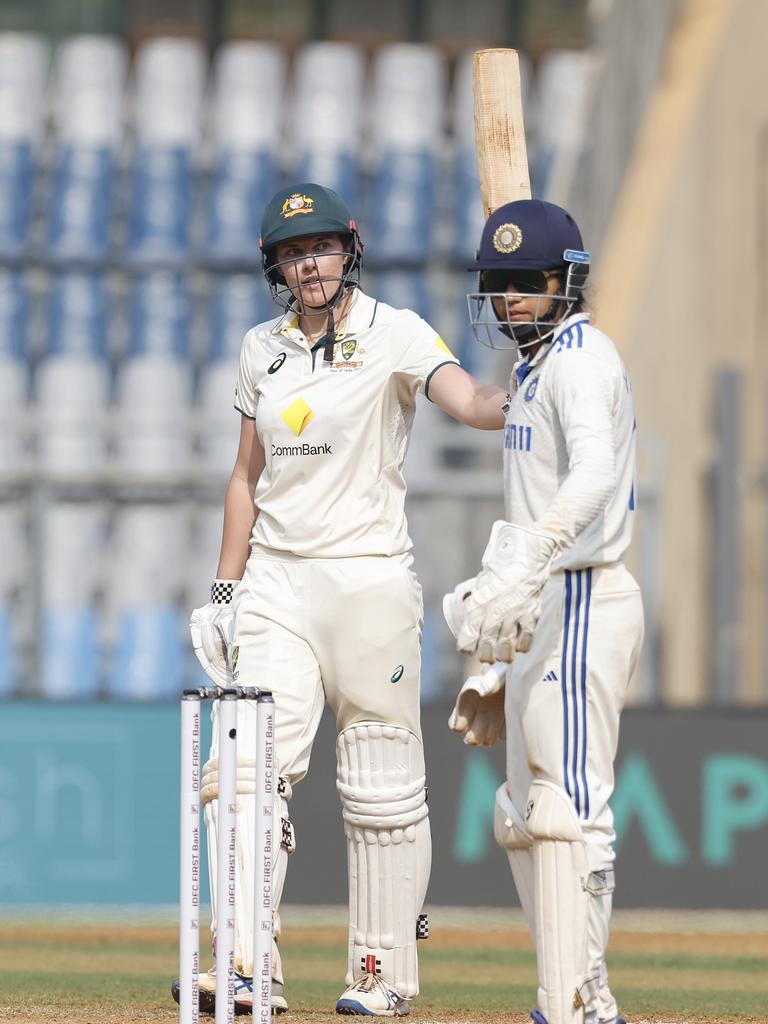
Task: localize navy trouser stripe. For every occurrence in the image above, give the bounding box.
[560,568,592,819]
[561,572,573,799]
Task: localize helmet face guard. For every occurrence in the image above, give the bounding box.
[259,183,363,316]
[262,234,363,315]
[467,196,590,358]
[468,253,590,354]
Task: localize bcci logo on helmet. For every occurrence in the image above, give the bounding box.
[281,193,315,218]
[492,222,523,253]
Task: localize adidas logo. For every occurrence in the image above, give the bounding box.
[544,670,558,682]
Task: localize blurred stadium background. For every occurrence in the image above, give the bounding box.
[1,0,767,913]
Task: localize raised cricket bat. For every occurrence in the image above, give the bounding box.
[472,48,531,217]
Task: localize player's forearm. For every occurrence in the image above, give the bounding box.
[533,450,615,549]
[429,364,506,428]
[215,472,258,580]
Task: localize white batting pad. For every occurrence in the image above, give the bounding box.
[336,723,431,999]
[527,779,598,1024]
[203,700,294,981]
[494,783,536,943]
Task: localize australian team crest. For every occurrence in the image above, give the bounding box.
[524,377,539,402]
[281,193,315,218]
[341,339,357,361]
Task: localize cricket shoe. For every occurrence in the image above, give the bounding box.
[336,973,410,1016]
[530,1013,626,1024]
[171,969,288,1015]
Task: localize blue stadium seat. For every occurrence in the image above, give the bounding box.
[0,268,27,361]
[368,152,437,266]
[37,274,110,477]
[291,43,364,207]
[116,275,192,476]
[127,146,194,266]
[128,38,206,266]
[46,272,109,357]
[0,141,36,261]
[0,609,19,696]
[47,36,126,264]
[0,270,28,477]
[205,150,276,266]
[128,272,190,358]
[107,505,188,699]
[39,503,105,699]
[372,270,432,322]
[111,607,185,700]
[0,33,49,261]
[41,607,101,698]
[368,45,446,266]
[47,145,116,263]
[204,42,286,266]
[209,274,272,361]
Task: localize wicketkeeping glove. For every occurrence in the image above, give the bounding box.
[453,521,559,663]
[189,579,240,688]
[448,661,507,747]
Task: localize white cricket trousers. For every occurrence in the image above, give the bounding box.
[232,546,425,770]
[504,563,644,870]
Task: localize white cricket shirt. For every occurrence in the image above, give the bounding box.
[503,313,637,571]
[234,289,458,557]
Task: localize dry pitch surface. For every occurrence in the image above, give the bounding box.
[0,907,766,1024]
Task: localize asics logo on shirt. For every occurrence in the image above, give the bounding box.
[268,352,287,374]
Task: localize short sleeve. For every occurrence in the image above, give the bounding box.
[234,330,258,419]
[392,311,460,398]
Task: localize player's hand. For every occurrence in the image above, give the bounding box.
[189,579,240,687]
[448,662,507,747]
[455,520,557,662]
[442,576,477,639]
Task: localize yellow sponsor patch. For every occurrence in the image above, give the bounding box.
[281,397,315,436]
[435,335,456,358]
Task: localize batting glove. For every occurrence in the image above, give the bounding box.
[189,579,240,688]
[448,661,507,747]
[454,520,558,663]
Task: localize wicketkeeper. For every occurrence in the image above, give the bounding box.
[445,199,644,1024]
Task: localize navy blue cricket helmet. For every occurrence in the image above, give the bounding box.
[467,199,591,353]
[471,199,584,272]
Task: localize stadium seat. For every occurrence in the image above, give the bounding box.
[107,505,187,700]
[114,273,193,477]
[532,49,594,201]
[0,270,29,478]
[47,36,127,263]
[36,273,110,477]
[372,270,433,322]
[40,503,105,699]
[291,42,364,207]
[0,33,49,260]
[0,503,26,696]
[204,41,286,266]
[127,37,206,265]
[367,45,446,266]
[199,275,270,475]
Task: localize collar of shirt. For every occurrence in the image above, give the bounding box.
[512,312,591,387]
[274,289,377,349]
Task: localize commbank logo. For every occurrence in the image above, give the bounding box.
[280,397,314,436]
[271,442,332,456]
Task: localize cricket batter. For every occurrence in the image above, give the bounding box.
[444,199,644,1024]
[174,182,507,1017]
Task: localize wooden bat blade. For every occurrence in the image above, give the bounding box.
[472,48,531,218]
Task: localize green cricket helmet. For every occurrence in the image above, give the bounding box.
[259,183,363,302]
